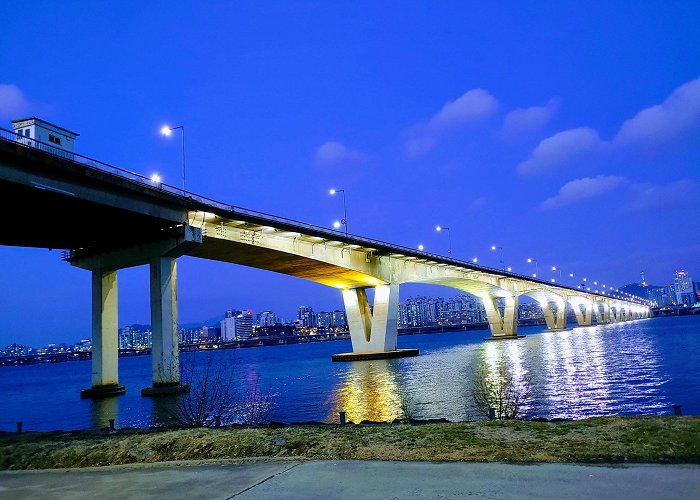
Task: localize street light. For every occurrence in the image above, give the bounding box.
[527,258,539,277]
[329,188,348,235]
[418,244,425,251]
[551,265,562,280]
[472,257,478,263]
[435,225,452,255]
[490,245,505,270]
[160,124,186,194]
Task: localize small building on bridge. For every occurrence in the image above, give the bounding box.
[11,117,79,153]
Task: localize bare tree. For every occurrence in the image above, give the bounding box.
[470,361,531,420]
[168,352,278,427]
[171,353,238,427]
[235,383,277,425]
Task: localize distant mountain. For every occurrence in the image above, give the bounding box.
[619,283,664,298]
[181,315,224,328]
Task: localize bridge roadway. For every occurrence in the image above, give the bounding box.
[0,129,652,398]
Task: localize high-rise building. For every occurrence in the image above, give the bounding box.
[674,271,696,306]
[331,310,347,327]
[298,305,317,328]
[316,311,332,328]
[220,309,253,340]
[256,311,279,327]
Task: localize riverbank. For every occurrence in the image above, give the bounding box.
[1,417,698,470]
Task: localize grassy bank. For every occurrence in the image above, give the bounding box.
[1,417,699,470]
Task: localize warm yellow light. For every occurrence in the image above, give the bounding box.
[160,125,172,137]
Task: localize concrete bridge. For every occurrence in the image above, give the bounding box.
[0,128,651,398]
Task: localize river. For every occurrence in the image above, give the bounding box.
[1,316,698,431]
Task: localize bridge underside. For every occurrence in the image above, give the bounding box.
[187,237,384,289]
[0,178,176,249]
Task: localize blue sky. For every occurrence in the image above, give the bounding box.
[1,1,699,346]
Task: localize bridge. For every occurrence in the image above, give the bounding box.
[0,127,651,398]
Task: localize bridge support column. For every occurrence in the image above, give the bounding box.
[594,302,610,325]
[482,293,520,338]
[333,283,417,360]
[542,300,567,330]
[571,301,593,327]
[81,269,125,399]
[142,257,188,396]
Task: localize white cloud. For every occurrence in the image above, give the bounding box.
[518,76,700,175]
[625,179,697,212]
[541,175,626,210]
[314,140,367,167]
[517,127,606,175]
[615,77,700,146]
[502,97,560,135]
[470,196,487,209]
[0,84,29,120]
[404,88,498,157]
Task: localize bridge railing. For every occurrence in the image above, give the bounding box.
[0,127,649,304]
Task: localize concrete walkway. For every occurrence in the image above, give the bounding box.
[1,460,698,499]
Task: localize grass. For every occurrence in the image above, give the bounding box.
[1,417,698,470]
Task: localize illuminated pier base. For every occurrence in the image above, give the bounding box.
[334,283,417,360]
[482,293,523,339]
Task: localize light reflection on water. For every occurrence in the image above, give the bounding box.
[1,316,698,431]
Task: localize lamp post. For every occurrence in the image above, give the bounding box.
[490,245,504,270]
[435,225,452,255]
[329,188,348,235]
[160,125,186,194]
[551,266,562,281]
[527,258,539,278]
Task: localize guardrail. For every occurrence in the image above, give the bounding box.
[0,127,649,304]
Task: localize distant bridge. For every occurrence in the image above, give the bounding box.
[0,128,651,398]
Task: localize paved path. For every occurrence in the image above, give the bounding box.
[1,460,698,499]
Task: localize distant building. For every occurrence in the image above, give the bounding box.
[11,117,79,153]
[298,305,317,328]
[119,326,152,349]
[399,294,485,328]
[256,311,279,327]
[202,326,221,341]
[221,309,253,340]
[317,311,332,328]
[331,310,347,327]
[674,271,696,306]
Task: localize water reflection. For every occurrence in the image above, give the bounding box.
[328,322,672,423]
[4,317,690,431]
[330,360,403,423]
[89,397,119,429]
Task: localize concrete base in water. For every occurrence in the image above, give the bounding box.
[80,384,126,399]
[483,335,526,341]
[331,348,419,362]
[141,383,190,397]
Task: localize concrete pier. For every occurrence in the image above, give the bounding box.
[81,269,124,399]
[142,257,188,397]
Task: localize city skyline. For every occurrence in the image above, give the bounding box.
[1,2,699,346]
